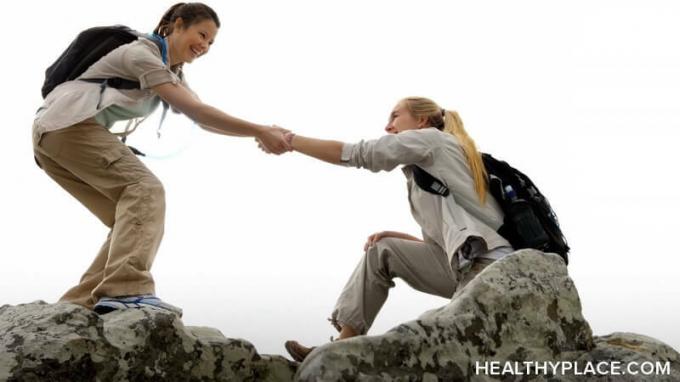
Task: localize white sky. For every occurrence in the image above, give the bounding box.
[1,1,678,356]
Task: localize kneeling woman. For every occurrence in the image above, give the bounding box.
[278,97,514,361]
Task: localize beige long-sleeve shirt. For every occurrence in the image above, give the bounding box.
[341,127,512,269]
[34,37,187,140]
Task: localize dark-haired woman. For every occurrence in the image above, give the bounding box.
[272,97,514,361]
[33,3,289,316]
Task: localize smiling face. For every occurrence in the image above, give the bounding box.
[167,18,219,66]
[384,101,428,134]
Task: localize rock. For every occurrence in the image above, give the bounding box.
[3,250,678,381]
[0,302,296,382]
[295,249,680,381]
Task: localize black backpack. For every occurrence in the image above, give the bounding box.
[412,153,570,264]
[42,25,166,98]
[41,25,169,156]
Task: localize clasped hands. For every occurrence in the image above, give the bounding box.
[256,125,295,155]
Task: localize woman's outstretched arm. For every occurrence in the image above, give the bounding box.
[152,82,290,154]
[284,133,344,165]
[278,129,434,172]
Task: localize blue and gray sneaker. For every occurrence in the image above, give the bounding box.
[94,294,183,317]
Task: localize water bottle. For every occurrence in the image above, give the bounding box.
[504,185,550,249]
[504,185,518,202]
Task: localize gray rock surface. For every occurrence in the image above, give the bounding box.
[296,249,680,381]
[0,302,296,382]
[3,250,678,381]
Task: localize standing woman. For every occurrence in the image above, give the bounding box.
[33,3,290,316]
[278,97,514,361]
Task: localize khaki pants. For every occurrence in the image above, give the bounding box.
[331,237,496,335]
[33,122,165,309]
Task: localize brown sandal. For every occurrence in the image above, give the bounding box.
[284,340,316,362]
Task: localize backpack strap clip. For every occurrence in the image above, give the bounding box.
[411,165,450,197]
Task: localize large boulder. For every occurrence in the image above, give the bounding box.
[296,249,680,381]
[0,302,296,382]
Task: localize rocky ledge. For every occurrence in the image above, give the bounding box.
[2,250,678,381]
[0,302,295,382]
[296,250,680,381]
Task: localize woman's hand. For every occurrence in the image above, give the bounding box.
[364,231,423,251]
[256,125,292,154]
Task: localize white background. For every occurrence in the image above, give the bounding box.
[1,1,678,356]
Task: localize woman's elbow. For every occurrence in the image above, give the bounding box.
[197,123,214,132]
[155,85,206,124]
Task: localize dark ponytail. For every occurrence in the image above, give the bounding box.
[154,2,220,37]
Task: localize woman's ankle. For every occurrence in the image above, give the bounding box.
[338,324,359,339]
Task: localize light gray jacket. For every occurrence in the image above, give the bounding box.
[341,127,511,269]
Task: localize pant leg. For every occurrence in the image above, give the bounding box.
[331,237,458,335]
[34,139,116,309]
[34,123,165,305]
[58,231,112,309]
[34,140,117,227]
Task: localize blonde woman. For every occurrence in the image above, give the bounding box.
[275,97,514,361]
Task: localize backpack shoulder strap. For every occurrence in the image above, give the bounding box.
[143,33,170,135]
[411,166,450,197]
[146,33,168,65]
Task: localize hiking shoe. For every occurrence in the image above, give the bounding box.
[285,340,316,362]
[94,294,183,317]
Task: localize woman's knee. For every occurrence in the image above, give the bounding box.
[123,176,166,215]
[364,238,401,277]
[145,176,165,197]
[141,176,165,209]
[368,237,402,257]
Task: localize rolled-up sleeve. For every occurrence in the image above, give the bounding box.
[340,130,434,172]
[122,44,179,89]
[138,68,177,89]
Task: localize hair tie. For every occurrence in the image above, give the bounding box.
[441,108,446,117]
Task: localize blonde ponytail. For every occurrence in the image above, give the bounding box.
[442,110,487,204]
[401,97,488,204]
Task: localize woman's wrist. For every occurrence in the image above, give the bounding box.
[284,132,296,147]
[252,124,269,139]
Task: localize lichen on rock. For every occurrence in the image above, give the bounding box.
[0,301,296,382]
